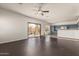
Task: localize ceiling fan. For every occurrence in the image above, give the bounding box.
[34,3,49,16]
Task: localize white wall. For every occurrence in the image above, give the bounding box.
[0,8,50,44]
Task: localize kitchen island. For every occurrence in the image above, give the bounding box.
[57,30,79,39]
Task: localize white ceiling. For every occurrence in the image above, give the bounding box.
[0,3,79,25]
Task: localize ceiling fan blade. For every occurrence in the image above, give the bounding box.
[38,3,44,11]
[42,10,49,13]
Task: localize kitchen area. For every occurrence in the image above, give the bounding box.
[51,24,79,55]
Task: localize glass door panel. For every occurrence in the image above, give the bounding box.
[28,23,41,37]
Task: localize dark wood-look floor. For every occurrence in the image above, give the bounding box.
[0,36,78,56]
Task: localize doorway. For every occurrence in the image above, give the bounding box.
[28,22,41,37]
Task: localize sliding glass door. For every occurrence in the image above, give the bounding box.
[28,22,41,37]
